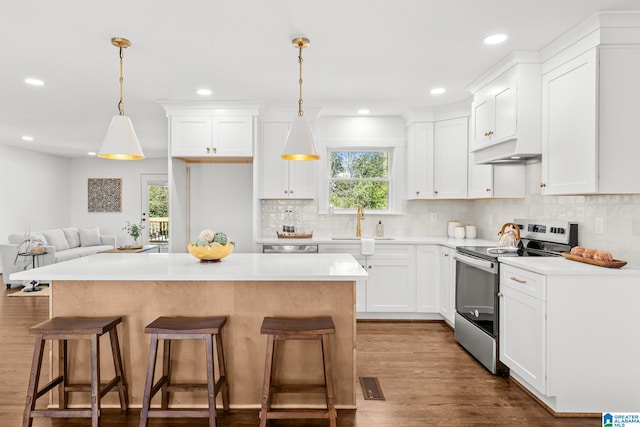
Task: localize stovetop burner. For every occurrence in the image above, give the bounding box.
[456,218,578,261]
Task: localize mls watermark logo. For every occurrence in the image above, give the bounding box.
[603,413,640,427]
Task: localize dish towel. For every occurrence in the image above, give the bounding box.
[361,238,375,256]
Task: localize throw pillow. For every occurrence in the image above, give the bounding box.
[41,229,70,251]
[79,228,101,247]
[62,227,81,248]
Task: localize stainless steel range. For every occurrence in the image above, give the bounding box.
[453,218,578,375]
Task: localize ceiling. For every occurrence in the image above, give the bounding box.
[3,0,639,158]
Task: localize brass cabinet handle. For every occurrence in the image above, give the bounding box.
[497,292,503,298]
[416,191,420,195]
[434,190,439,195]
[368,265,372,269]
[444,253,449,257]
[540,183,546,188]
[289,190,293,194]
[284,190,289,194]
[206,147,210,154]
[510,276,527,284]
[212,146,217,154]
[486,188,491,192]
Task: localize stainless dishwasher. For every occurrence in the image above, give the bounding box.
[262,244,318,254]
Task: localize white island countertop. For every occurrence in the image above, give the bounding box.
[499,255,640,276]
[10,252,368,282]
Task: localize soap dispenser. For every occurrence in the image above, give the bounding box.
[375,220,384,238]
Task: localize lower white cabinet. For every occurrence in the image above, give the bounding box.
[366,246,416,312]
[499,271,546,393]
[416,245,439,313]
[439,246,456,325]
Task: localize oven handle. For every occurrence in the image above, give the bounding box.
[454,252,497,274]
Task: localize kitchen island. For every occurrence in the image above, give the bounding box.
[11,252,367,409]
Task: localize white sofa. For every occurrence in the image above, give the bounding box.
[0,227,115,287]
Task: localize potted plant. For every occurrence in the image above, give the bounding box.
[123,221,145,247]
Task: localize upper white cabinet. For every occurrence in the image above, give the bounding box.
[540,46,640,194]
[162,103,260,162]
[260,122,316,199]
[406,117,468,200]
[467,55,541,164]
[170,115,254,159]
[471,69,517,147]
[468,159,525,199]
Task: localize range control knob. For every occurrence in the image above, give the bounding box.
[557,227,565,234]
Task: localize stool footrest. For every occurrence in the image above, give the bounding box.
[34,376,64,399]
[147,409,212,418]
[31,409,93,418]
[265,409,331,420]
[63,376,122,398]
[272,383,327,393]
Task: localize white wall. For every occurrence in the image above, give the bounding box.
[0,145,72,269]
[69,158,168,246]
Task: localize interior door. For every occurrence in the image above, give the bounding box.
[141,174,169,248]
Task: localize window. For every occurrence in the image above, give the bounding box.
[328,150,390,210]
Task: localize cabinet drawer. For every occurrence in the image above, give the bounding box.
[500,265,546,300]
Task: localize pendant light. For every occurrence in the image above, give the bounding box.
[281,37,319,161]
[99,37,144,160]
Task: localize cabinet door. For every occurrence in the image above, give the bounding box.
[170,116,212,157]
[366,259,415,312]
[433,117,468,199]
[471,94,492,148]
[499,284,546,393]
[541,49,597,194]
[439,247,455,324]
[212,116,253,157]
[406,123,434,199]
[468,154,493,198]
[261,123,290,198]
[491,71,517,141]
[288,159,317,199]
[416,245,439,313]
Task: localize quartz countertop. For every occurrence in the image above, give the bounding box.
[10,253,368,282]
[499,256,640,276]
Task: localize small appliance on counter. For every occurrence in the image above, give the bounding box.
[453,218,578,375]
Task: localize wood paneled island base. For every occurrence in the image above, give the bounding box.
[50,279,356,410]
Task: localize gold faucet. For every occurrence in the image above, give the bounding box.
[356,205,365,237]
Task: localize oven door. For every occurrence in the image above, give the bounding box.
[454,252,499,337]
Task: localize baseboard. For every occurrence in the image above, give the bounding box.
[509,376,600,418]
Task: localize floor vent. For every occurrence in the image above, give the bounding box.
[359,376,385,400]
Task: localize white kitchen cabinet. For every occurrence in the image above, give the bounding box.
[499,265,546,394]
[439,246,456,326]
[467,158,525,199]
[468,58,541,164]
[170,115,253,159]
[406,117,468,200]
[415,245,439,313]
[365,245,416,312]
[541,46,640,194]
[261,122,316,199]
[406,123,433,199]
[471,69,516,148]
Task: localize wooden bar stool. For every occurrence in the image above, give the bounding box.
[22,316,129,427]
[259,316,336,427]
[139,316,229,427]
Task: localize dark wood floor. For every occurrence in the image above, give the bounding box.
[1,275,598,426]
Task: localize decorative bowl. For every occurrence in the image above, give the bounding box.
[187,242,234,262]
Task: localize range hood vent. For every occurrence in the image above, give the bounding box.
[471,138,541,164]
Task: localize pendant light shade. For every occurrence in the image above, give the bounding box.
[281,37,319,161]
[100,115,144,160]
[98,37,144,160]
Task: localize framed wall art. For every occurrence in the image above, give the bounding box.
[88,178,122,212]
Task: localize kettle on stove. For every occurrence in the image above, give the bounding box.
[497,222,521,248]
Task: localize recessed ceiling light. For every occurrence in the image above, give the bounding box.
[21,135,34,141]
[430,88,446,95]
[357,109,370,115]
[196,88,212,96]
[24,78,45,86]
[88,152,97,156]
[484,33,508,45]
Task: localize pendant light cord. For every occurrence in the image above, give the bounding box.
[118,46,125,116]
[297,42,304,117]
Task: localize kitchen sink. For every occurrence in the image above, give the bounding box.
[330,236,395,240]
